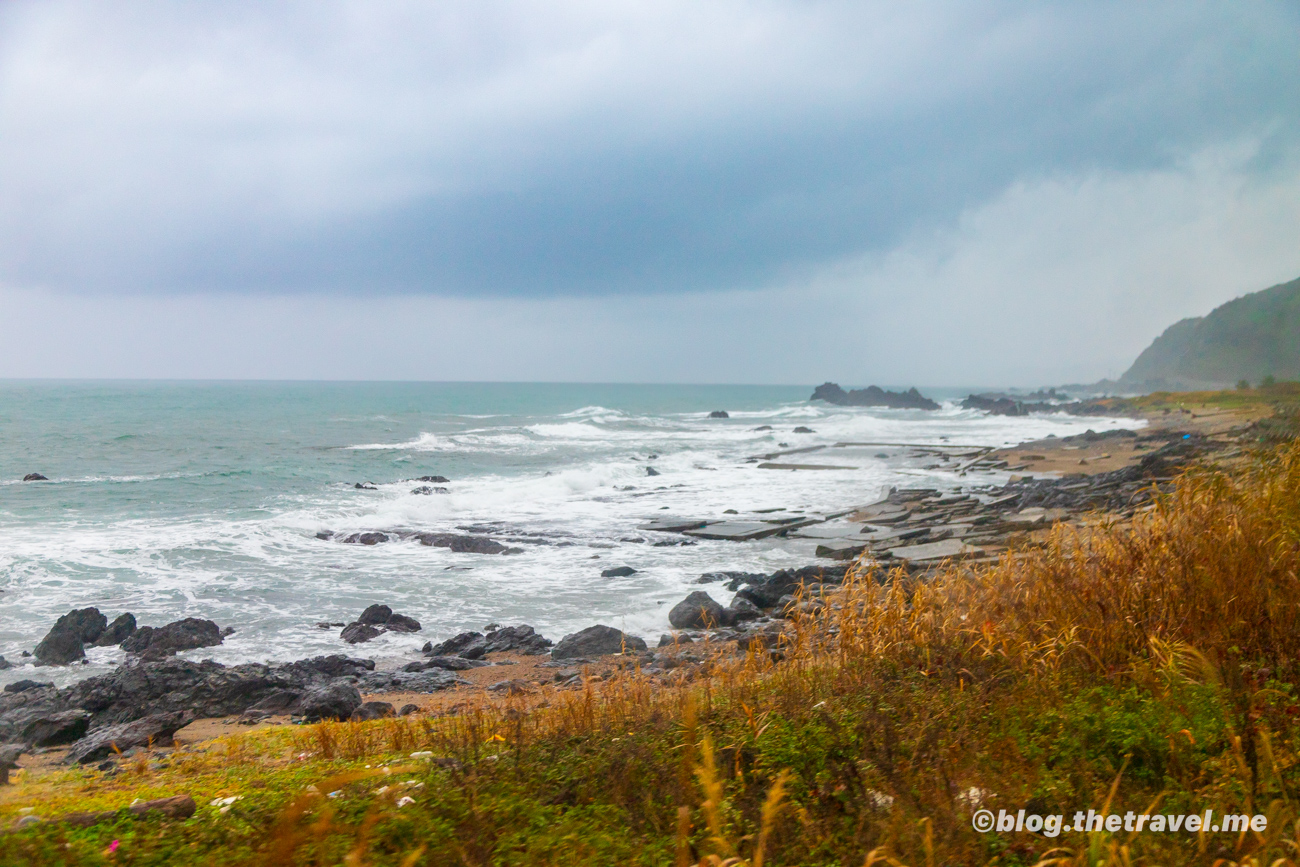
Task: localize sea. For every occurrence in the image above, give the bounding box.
[0,381,1140,687]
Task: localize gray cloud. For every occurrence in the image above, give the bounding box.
[1,0,1297,297]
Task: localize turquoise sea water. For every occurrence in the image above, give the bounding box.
[0,381,1137,686]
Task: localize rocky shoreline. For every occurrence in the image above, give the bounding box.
[0,418,1228,784]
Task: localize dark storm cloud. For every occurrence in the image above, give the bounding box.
[0,1,1297,297]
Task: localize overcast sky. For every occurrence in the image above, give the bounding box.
[1,1,1298,385]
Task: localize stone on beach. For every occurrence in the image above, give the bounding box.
[601,566,637,578]
[350,701,395,721]
[552,625,647,659]
[66,712,188,764]
[886,538,979,563]
[668,591,729,629]
[296,683,363,722]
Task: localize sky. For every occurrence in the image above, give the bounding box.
[1,1,1298,385]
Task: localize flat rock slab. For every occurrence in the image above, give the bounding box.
[887,539,981,562]
[791,524,873,540]
[860,526,930,543]
[814,540,869,560]
[636,518,710,533]
[683,522,791,541]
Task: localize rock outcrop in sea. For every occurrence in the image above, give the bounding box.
[810,383,940,410]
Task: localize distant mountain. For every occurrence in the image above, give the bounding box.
[1119,275,1300,391]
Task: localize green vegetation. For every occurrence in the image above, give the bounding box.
[11,426,1300,863]
[1120,274,1300,390]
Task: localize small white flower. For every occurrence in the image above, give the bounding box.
[409,751,434,759]
[395,796,416,808]
[375,786,390,796]
[327,790,343,799]
[209,796,241,808]
[398,781,424,790]
[304,785,320,794]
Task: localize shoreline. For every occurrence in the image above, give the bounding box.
[0,401,1246,791]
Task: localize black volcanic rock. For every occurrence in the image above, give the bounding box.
[810,383,940,410]
[601,566,637,578]
[709,411,729,418]
[552,625,646,659]
[93,613,137,647]
[121,618,223,659]
[668,591,729,629]
[23,473,48,482]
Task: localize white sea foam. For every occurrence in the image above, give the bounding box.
[0,391,1144,686]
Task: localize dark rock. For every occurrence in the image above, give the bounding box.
[354,670,463,693]
[487,679,530,695]
[727,596,763,622]
[354,482,378,490]
[93,613,137,647]
[34,607,110,665]
[16,709,90,747]
[340,623,384,644]
[792,426,814,433]
[669,591,729,629]
[416,533,517,555]
[411,486,449,495]
[350,701,395,721]
[646,466,661,476]
[66,712,187,764]
[63,794,196,827]
[426,631,484,658]
[415,476,451,483]
[23,473,49,482]
[730,564,849,608]
[962,394,1030,415]
[121,618,223,659]
[402,656,486,672]
[552,625,647,659]
[0,744,24,784]
[386,614,421,633]
[33,629,86,667]
[810,383,940,410]
[3,680,52,694]
[358,604,392,625]
[482,624,552,655]
[753,425,773,431]
[658,633,695,647]
[399,703,419,716]
[297,683,362,722]
[285,655,375,679]
[709,411,730,419]
[0,657,9,671]
[59,656,371,729]
[239,689,302,720]
[342,532,389,545]
[601,566,638,578]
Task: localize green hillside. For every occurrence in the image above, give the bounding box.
[1121,275,1300,390]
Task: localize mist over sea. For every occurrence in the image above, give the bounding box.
[0,381,1138,686]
